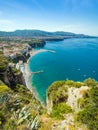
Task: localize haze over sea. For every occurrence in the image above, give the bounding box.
[29,38,98,102]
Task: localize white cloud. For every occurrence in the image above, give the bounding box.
[0,19,13,24]
[0,19,16,31]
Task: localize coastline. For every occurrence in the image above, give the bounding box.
[27,49,48,63]
[23,49,50,105]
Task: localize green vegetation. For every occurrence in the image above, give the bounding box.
[51,103,72,119]
[0,84,45,130]
[12,67,20,75]
[84,78,97,87]
[0,85,10,93]
[77,79,98,130]
[65,80,83,88]
[47,81,68,104]
[47,80,83,104]
[0,54,8,72]
[0,73,98,130]
[77,105,98,130]
[0,30,92,38]
[0,80,5,85]
[47,78,98,130]
[0,37,98,130]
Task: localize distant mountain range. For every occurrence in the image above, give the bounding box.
[0,30,96,38]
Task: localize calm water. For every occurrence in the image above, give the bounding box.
[29,38,98,102]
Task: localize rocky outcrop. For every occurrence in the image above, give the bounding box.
[12,52,30,63]
[67,86,89,111]
[0,66,25,88]
[29,40,46,48]
[47,81,89,115]
[46,81,89,130]
[46,96,53,114]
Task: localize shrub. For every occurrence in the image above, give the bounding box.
[0,85,10,93]
[0,55,8,72]
[65,80,83,88]
[84,78,97,87]
[51,103,72,119]
[77,105,98,130]
[77,83,98,130]
[0,111,6,126]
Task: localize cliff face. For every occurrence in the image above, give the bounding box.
[46,80,97,130]
[0,46,46,130]
[47,85,89,114]
[11,51,31,63]
[29,39,46,48]
[0,54,25,88]
[0,66,25,88]
[46,95,53,114]
[67,86,89,111]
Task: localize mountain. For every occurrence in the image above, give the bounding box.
[0,29,94,38]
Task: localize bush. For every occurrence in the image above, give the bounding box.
[90,86,98,105]
[77,105,98,130]
[51,103,72,119]
[47,81,68,104]
[0,80,5,85]
[77,82,98,130]
[65,80,74,86]
[12,68,20,75]
[0,111,6,126]
[0,55,8,72]
[84,78,97,87]
[65,80,83,88]
[0,85,10,93]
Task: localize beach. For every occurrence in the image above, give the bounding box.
[24,49,47,90]
[27,49,48,63]
[23,49,49,103]
[23,48,56,104]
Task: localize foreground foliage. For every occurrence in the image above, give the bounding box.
[47,78,98,130]
[77,80,98,130]
[51,103,72,119]
[0,84,45,130]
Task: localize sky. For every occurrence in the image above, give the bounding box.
[0,0,98,36]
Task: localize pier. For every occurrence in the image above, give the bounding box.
[32,70,44,74]
[47,50,56,53]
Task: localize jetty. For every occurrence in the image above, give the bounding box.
[47,50,56,53]
[32,70,44,74]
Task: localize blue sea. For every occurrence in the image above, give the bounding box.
[29,38,98,102]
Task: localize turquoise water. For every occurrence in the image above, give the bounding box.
[29,38,98,102]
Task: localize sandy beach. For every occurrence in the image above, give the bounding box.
[23,49,49,103]
[23,48,56,105]
[24,49,47,90]
[27,49,48,63]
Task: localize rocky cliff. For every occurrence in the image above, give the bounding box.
[0,65,25,88]
[46,79,98,130]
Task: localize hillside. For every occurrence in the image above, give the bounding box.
[0,30,93,38]
[46,79,98,130]
[0,75,98,130]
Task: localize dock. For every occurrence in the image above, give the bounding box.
[47,50,56,53]
[32,70,44,74]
